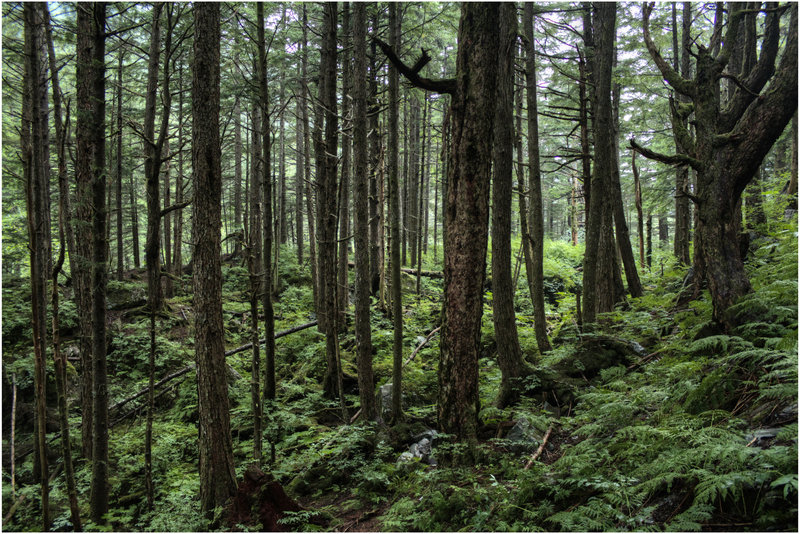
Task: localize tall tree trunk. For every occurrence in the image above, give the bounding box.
[338,4,352,329]
[408,99,420,268]
[44,6,81,526]
[174,63,184,279]
[23,5,50,527]
[116,50,125,279]
[316,3,344,412]
[524,3,553,351]
[610,46,643,298]
[248,103,264,461]
[438,3,500,451]
[234,99,243,258]
[163,138,173,298]
[353,2,377,421]
[493,3,530,409]
[300,4,319,320]
[388,3,404,423]
[582,3,620,324]
[369,30,382,295]
[78,1,110,520]
[415,96,427,295]
[257,3,277,402]
[295,63,305,265]
[193,3,237,514]
[74,3,97,462]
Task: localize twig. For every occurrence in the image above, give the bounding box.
[745,436,758,447]
[404,326,441,367]
[524,424,554,469]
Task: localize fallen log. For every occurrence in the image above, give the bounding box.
[224,320,318,357]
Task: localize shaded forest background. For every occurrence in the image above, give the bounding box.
[1,2,798,532]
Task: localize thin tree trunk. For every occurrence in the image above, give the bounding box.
[301,4,318,318]
[248,101,264,461]
[173,63,184,281]
[369,32,382,296]
[295,62,304,265]
[632,151,645,268]
[23,5,50,526]
[494,3,530,409]
[116,50,125,279]
[415,96,427,295]
[44,5,81,525]
[234,100,243,257]
[338,4,352,329]
[524,3,553,351]
[257,3,277,403]
[610,49,642,298]
[388,3,404,423]
[353,2,377,421]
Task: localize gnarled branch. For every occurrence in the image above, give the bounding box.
[629,137,701,170]
[373,37,456,94]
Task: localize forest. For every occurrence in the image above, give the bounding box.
[1,1,798,531]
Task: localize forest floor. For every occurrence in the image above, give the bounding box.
[2,227,798,532]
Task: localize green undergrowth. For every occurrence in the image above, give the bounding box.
[2,231,797,531]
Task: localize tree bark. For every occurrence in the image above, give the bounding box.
[353,2,377,421]
[248,101,264,461]
[192,3,237,513]
[493,3,530,409]
[44,5,81,526]
[636,2,798,329]
[582,3,621,324]
[338,4,352,329]
[524,3,553,352]
[316,3,344,411]
[116,49,125,279]
[438,3,500,450]
[388,3,404,423]
[257,3,277,402]
[23,5,50,527]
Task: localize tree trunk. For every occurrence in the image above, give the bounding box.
[637,3,798,329]
[632,151,645,268]
[353,2,377,421]
[438,3,500,450]
[257,3,277,403]
[116,50,125,279]
[408,99,420,268]
[23,5,50,527]
[524,3,553,352]
[248,101,264,461]
[301,5,318,316]
[610,49,642,298]
[369,31,382,296]
[316,3,344,411]
[44,5,81,526]
[493,3,530,409]
[416,96,427,295]
[672,2,692,264]
[582,3,620,324]
[295,64,304,265]
[234,100,243,258]
[192,3,237,514]
[338,4,352,329]
[174,63,184,280]
[388,3,404,423]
